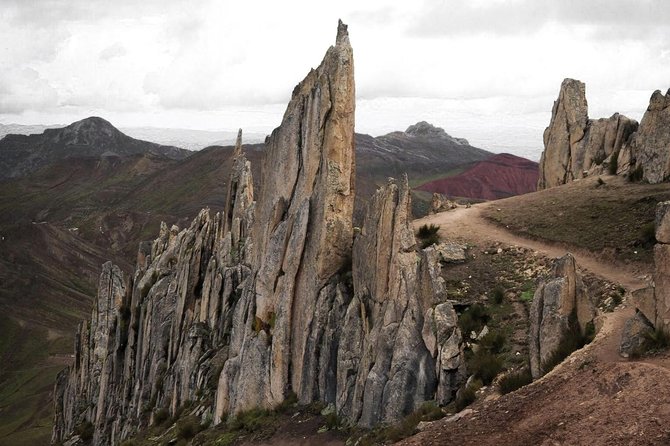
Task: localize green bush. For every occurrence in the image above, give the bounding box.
[454,379,482,411]
[641,327,670,353]
[468,350,504,385]
[228,407,273,433]
[458,304,490,336]
[628,165,644,182]
[357,400,445,445]
[416,224,441,248]
[417,224,440,238]
[498,368,533,394]
[153,408,170,426]
[491,286,505,304]
[176,416,202,439]
[478,331,506,354]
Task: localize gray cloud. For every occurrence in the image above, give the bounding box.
[99,43,127,61]
[408,0,670,40]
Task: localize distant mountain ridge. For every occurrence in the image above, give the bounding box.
[0,117,191,180]
[356,121,492,178]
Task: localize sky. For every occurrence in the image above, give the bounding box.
[1,0,670,160]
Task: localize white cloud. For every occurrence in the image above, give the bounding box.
[1,0,669,158]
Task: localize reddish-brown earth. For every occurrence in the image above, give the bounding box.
[403,202,670,446]
[416,153,538,200]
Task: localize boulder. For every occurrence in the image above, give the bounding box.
[435,242,467,263]
[528,254,595,379]
[619,311,654,358]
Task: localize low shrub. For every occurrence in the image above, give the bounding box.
[454,379,482,412]
[641,327,670,353]
[478,331,506,355]
[176,415,202,439]
[541,317,592,375]
[498,368,533,394]
[491,286,505,304]
[74,421,94,442]
[458,304,490,337]
[228,407,274,433]
[416,224,441,248]
[468,350,504,385]
[153,408,170,426]
[628,165,644,182]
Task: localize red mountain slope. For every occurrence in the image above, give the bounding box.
[416,153,538,200]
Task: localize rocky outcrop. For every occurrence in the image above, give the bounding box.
[619,310,654,358]
[339,176,465,427]
[538,79,638,189]
[430,193,457,214]
[528,254,595,379]
[627,201,670,336]
[53,22,466,445]
[628,89,670,183]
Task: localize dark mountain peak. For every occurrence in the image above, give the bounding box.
[0,116,190,180]
[405,121,448,137]
[404,121,470,145]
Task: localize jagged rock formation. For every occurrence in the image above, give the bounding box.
[53,22,465,445]
[538,79,638,189]
[430,192,458,214]
[626,201,670,339]
[528,254,595,379]
[627,89,670,183]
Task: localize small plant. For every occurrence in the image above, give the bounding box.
[416,224,441,248]
[498,368,533,394]
[639,222,656,247]
[478,331,506,355]
[491,286,505,304]
[417,224,440,238]
[520,290,534,302]
[74,421,94,442]
[641,327,670,353]
[454,379,482,411]
[596,177,605,187]
[468,350,504,385]
[458,304,490,336]
[176,415,202,439]
[153,408,170,426]
[628,164,644,182]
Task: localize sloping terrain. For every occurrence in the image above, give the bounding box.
[483,175,670,266]
[400,180,670,446]
[416,153,538,200]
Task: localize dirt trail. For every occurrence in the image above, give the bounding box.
[400,204,670,446]
[414,203,649,292]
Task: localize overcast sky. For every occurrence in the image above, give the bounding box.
[2,0,669,159]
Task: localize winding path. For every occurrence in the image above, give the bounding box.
[414,203,649,291]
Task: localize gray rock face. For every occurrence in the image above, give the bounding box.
[339,176,465,427]
[538,79,638,189]
[629,201,670,335]
[53,22,466,445]
[528,254,595,379]
[631,89,670,183]
[619,311,654,358]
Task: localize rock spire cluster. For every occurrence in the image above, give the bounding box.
[52,22,465,445]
